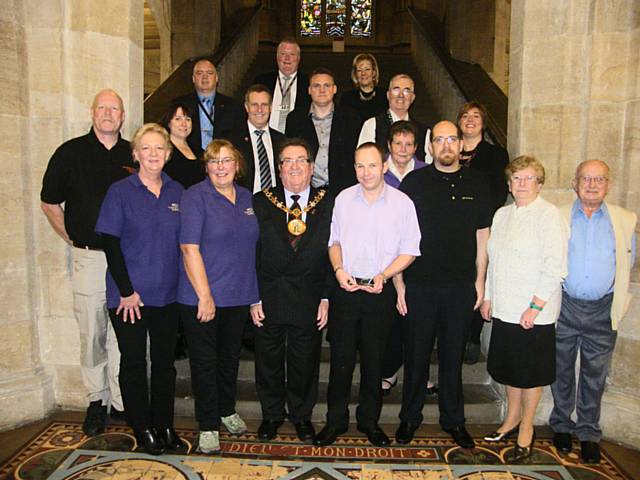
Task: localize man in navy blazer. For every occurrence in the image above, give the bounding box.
[254,39,311,134]
[234,84,285,193]
[173,58,245,152]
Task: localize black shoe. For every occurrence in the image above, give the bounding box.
[553,431,573,454]
[294,421,316,442]
[513,428,536,461]
[357,424,390,447]
[313,425,347,446]
[158,427,188,453]
[484,423,519,442]
[464,342,481,365]
[82,401,107,437]
[135,428,165,455]
[109,405,125,422]
[257,419,283,442]
[443,425,475,449]
[580,441,601,464]
[395,422,420,445]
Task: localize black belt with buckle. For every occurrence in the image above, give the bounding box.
[354,277,374,286]
[72,242,103,252]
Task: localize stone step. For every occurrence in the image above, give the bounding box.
[174,379,501,425]
[175,347,491,386]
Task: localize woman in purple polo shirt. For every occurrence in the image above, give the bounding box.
[95,123,187,455]
[178,139,259,454]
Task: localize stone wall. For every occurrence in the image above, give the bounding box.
[508,0,640,448]
[0,0,143,431]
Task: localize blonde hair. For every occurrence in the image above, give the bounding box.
[505,155,545,185]
[203,139,246,179]
[130,123,172,159]
[350,53,380,86]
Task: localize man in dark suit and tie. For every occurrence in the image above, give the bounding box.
[233,84,285,193]
[254,38,311,134]
[285,67,362,194]
[173,58,245,152]
[250,138,334,443]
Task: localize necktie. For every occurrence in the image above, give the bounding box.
[288,194,303,250]
[255,130,272,190]
[278,75,292,132]
[202,96,212,114]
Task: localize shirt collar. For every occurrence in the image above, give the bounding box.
[88,127,126,150]
[355,182,388,204]
[198,91,216,103]
[284,186,311,204]
[387,155,416,181]
[129,171,173,189]
[572,199,609,219]
[279,70,297,80]
[248,120,268,133]
[388,110,410,122]
[309,103,334,120]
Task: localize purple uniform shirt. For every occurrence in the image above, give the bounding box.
[95,172,183,309]
[329,183,421,278]
[178,179,259,307]
[383,157,428,189]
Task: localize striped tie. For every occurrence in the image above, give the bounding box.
[255,130,272,190]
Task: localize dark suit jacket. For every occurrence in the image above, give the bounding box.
[254,71,311,113]
[253,186,335,325]
[284,105,362,193]
[173,90,245,152]
[233,125,285,192]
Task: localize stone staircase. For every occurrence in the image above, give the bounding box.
[174,338,502,425]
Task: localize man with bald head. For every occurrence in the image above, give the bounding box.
[397,120,491,448]
[358,74,430,163]
[174,58,245,152]
[550,160,637,464]
[41,89,134,436]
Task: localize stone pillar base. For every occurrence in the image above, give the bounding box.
[0,368,54,431]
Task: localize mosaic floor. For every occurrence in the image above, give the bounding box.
[0,422,633,479]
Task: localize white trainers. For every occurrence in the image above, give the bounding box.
[196,430,220,454]
[221,413,248,435]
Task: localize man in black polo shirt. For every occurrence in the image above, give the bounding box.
[396,120,491,448]
[41,89,134,436]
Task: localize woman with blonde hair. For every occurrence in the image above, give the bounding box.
[340,53,387,122]
[481,156,568,460]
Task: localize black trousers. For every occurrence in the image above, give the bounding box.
[326,284,395,429]
[382,311,404,378]
[400,282,475,428]
[467,309,484,345]
[255,320,322,423]
[180,304,247,431]
[109,304,179,431]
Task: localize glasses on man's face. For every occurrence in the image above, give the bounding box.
[578,175,608,185]
[207,157,234,166]
[432,135,459,145]
[510,175,538,184]
[281,157,309,167]
[389,86,414,97]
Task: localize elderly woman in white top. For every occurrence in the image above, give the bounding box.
[480,155,568,461]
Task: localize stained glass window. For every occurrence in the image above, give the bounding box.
[326,1,346,37]
[350,0,372,37]
[299,0,372,38]
[300,0,322,36]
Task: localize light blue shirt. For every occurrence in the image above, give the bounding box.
[564,200,636,300]
[198,93,216,150]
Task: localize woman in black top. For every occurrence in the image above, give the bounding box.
[340,53,387,123]
[161,102,205,189]
[457,101,510,365]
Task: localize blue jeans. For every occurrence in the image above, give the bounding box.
[549,293,616,442]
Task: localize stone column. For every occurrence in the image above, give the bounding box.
[0,0,143,430]
[508,0,640,446]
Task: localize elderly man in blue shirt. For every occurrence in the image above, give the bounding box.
[550,159,637,464]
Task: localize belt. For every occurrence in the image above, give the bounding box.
[354,277,374,286]
[72,242,103,252]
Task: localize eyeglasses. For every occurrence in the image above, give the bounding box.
[281,157,309,166]
[389,87,414,97]
[432,135,459,145]
[578,175,608,185]
[207,157,234,166]
[510,175,539,183]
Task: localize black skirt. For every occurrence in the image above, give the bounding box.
[487,318,556,388]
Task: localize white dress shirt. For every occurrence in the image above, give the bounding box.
[284,185,310,222]
[269,70,299,133]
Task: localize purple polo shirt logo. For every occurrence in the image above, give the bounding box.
[169,203,180,212]
[244,207,255,216]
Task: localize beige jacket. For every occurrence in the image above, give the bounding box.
[561,201,637,330]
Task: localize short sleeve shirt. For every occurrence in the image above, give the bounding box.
[178,180,260,307]
[40,128,134,247]
[95,172,184,308]
[400,165,492,285]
